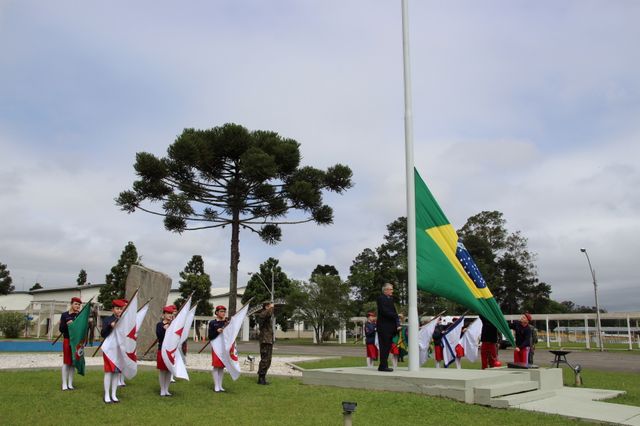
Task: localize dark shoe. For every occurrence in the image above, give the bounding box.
[378,367,394,372]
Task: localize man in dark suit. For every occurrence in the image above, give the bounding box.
[376,283,400,372]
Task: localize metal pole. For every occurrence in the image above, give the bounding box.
[545,316,550,348]
[627,316,632,351]
[584,315,590,349]
[401,0,419,372]
[581,249,603,351]
[271,268,276,343]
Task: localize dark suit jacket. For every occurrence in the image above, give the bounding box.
[376,294,399,336]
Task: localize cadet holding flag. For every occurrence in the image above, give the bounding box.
[59,297,82,390]
[100,299,126,404]
[208,305,229,392]
[66,297,93,381]
[156,305,175,397]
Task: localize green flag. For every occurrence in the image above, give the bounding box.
[67,300,91,375]
[415,169,515,346]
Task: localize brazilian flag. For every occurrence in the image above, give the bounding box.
[68,300,91,375]
[415,169,515,346]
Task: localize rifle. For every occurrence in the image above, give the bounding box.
[51,333,62,346]
[421,310,447,326]
[197,339,212,354]
[142,339,158,356]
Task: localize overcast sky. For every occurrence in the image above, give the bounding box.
[1,1,638,312]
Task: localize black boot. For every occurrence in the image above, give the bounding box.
[257,374,269,385]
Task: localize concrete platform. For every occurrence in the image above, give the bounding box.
[302,366,640,424]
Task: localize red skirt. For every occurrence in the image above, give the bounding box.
[62,338,72,365]
[390,342,399,356]
[455,344,465,359]
[211,350,224,368]
[156,349,168,371]
[103,353,117,373]
[366,344,378,360]
[434,345,444,361]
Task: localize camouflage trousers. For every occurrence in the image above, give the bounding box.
[258,342,273,376]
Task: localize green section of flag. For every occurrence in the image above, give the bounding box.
[68,301,91,375]
[414,169,515,346]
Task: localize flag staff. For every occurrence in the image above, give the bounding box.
[401,0,419,371]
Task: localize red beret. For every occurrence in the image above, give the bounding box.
[215,305,227,312]
[524,312,532,322]
[71,297,82,304]
[163,305,176,314]
[112,299,127,308]
[366,311,376,317]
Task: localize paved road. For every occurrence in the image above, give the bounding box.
[237,342,640,373]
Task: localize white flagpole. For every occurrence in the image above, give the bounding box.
[401,0,419,371]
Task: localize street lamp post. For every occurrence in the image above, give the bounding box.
[580,248,603,351]
[248,269,276,343]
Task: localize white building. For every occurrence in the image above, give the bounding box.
[0,284,315,340]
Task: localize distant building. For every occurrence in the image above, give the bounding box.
[0,284,245,339]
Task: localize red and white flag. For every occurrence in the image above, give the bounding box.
[136,303,149,337]
[101,323,120,374]
[211,303,249,381]
[161,297,192,380]
[116,294,139,379]
[100,294,143,379]
[179,306,197,358]
[460,318,482,363]
[418,316,440,366]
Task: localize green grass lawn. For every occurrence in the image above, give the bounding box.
[0,366,589,426]
[4,359,640,426]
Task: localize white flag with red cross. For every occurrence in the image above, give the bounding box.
[460,318,482,363]
[179,306,197,359]
[161,297,192,380]
[115,294,139,379]
[211,303,249,381]
[418,316,440,366]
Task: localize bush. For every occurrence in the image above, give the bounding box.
[0,311,27,338]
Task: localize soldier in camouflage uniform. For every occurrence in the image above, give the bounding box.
[257,301,274,385]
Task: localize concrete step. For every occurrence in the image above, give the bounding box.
[474,380,539,405]
[489,389,557,408]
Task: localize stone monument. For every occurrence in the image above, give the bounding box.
[124,265,172,361]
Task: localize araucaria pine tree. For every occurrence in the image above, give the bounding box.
[116,123,352,314]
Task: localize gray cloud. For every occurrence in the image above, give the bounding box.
[0,1,638,311]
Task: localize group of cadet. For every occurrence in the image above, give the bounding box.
[364,283,537,370]
[58,297,275,403]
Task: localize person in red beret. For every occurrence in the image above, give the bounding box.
[480,315,500,369]
[208,305,229,392]
[59,297,82,390]
[156,305,175,396]
[100,299,126,403]
[509,312,533,366]
[364,311,378,368]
